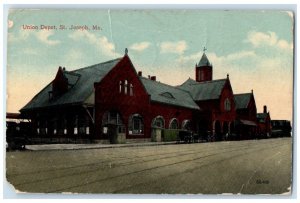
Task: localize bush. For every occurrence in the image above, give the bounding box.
[162,129,179,141]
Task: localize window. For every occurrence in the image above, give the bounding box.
[130,84,133,96]
[103,127,108,134]
[224,98,231,111]
[74,128,78,135]
[169,118,179,129]
[102,111,125,134]
[120,80,132,96]
[124,80,128,94]
[119,81,122,93]
[152,116,165,128]
[86,127,90,135]
[52,119,58,135]
[128,114,144,135]
[102,111,124,129]
[73,115,78,135]
[160,92,175,99]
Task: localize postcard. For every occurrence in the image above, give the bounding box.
[5,9,294,195]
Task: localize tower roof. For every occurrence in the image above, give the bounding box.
[197,53,211,67]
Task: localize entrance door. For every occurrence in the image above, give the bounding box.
[215,121,222,141]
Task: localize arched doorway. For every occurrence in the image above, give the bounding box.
[128,114,144,135]
[169,118,179,129]
[182,120,191,130]
[151,116,165,142]
[198,119,209,141]
[152,116,165,129]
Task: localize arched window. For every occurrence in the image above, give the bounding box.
[224,98,231,111]
[152,116,165,128]
[124,80,128,95]
[169,118,179,129]
[130,84,133,96]
[182,120,191,130]
[128,114,144,135]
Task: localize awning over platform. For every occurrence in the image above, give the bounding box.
[239,119,257,126]
[6,112,21,119]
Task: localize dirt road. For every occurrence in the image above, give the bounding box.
[6,138,292,194]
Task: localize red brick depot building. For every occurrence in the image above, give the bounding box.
[20,50,270,143]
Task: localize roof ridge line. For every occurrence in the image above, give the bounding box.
[189,78,227,86]
[141,77,193,94]
[64,71,81,77]
[69,57,122,73]
[234,93,252,96]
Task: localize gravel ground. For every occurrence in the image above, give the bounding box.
[6,138,292,195]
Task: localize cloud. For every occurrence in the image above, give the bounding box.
[224,51,256,61]
[177,50,256,68]
[63,49,88,70]
[8,29,30,43]
[8,29,60,46]
[129,42,150,51]
[8,20,14,28]
[277,39,293,50]
[246,31,293,50]
[23,48,38,55]
[36,30,60,45]
[69,30,121,58]
[160,40,187,54]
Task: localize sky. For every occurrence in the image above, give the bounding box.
[6,9,294,121]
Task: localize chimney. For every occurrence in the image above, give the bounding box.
[150,76,156,81]
[263,105,267,113]
[138,71,142,77]
[148,75,150,79]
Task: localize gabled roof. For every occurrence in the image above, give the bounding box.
[140,78,200,110]
[257,113,269,123]
[257,113,269,119]
[21,58,122,111]
[234,93,252,109]
[198,53,211,67]
[178,78,227,101]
